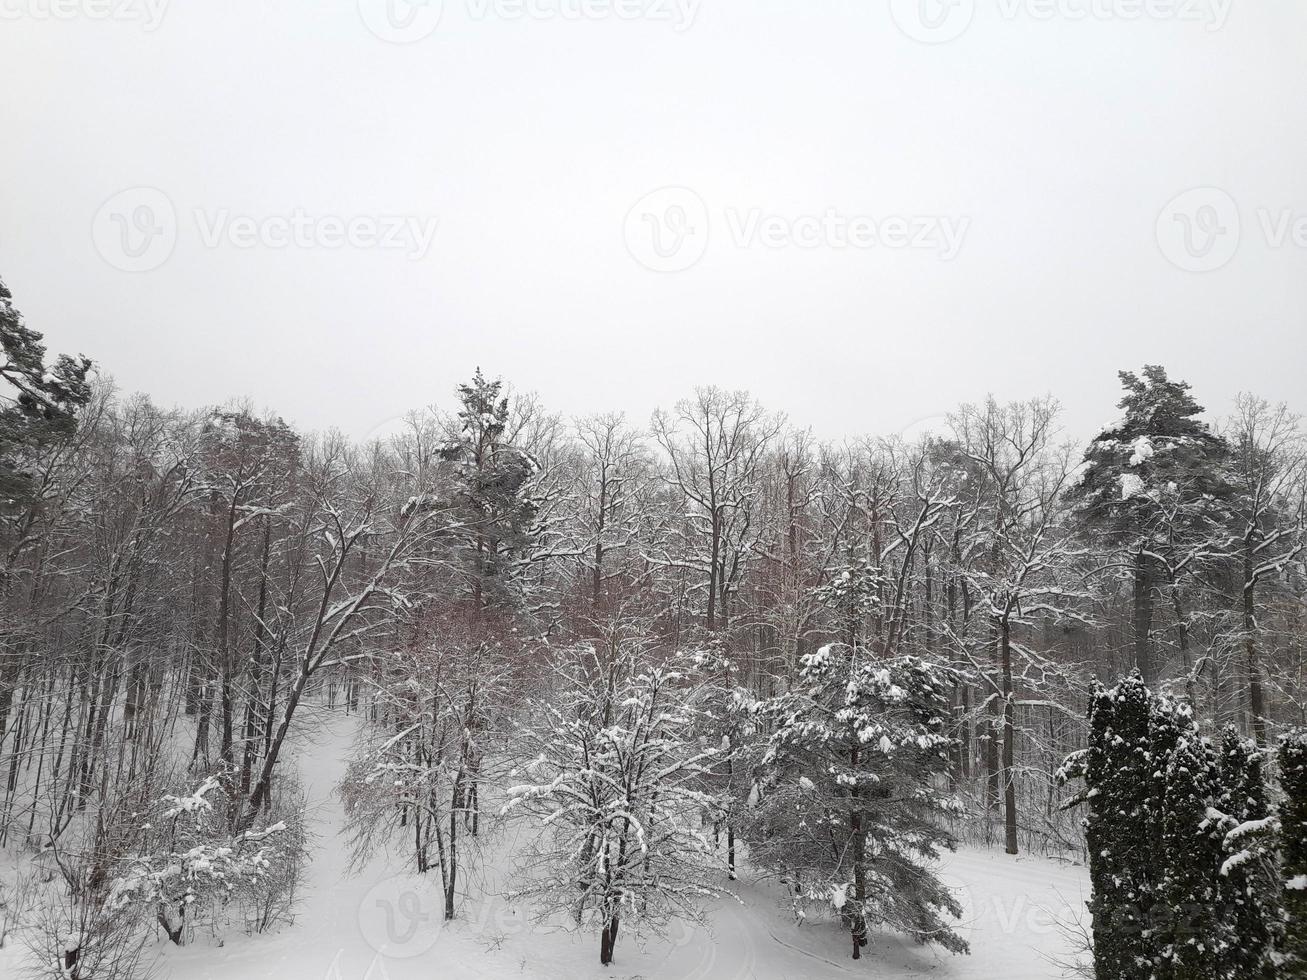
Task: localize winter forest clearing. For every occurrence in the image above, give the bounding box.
[68,708,1092,980]
[1,262,1306,979]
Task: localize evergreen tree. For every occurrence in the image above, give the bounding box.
[0,276,91,513]
[1280,728,1307,978]
[747,643,968,960]
[1154,710,1228,979]
[1214,725,1281,980]
[1072,683,1287,980]
[1076,674,1159,979]
[1069,366,1231,685]
[436,368,539,610]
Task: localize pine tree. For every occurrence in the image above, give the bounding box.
[1153,709,1229,979]
[747,643,968,960]
[0,276,92,513]
[1068,366,1231,685]
[436,368,538,610]
[1211,725,1281,980]
[1280,728,1307,978]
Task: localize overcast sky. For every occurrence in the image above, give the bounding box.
[2,0,1304,444]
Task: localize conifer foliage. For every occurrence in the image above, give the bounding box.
[1068,367,1232,686]
[1155,709,1227,978]
[1073,675,1158,978]
[746,643,967,960]
[0,277,91,511]
[1215,725,1281,980]
[1281,729,1307,978]
[1070,678,1291,980]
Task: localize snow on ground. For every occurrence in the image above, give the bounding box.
[13,705,1089,980]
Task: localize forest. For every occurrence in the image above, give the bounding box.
[1,274,1305,978]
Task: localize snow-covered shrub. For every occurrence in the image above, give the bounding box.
[106,775,296,946]
[0,866,36,949]
[24,888,154,980]
[503,640,726,966]
[240,776,309,936]
[744,643,968,960]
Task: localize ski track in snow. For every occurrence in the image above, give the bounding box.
[139,706,1088,980]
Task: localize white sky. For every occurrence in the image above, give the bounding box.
[1,0,1304,443]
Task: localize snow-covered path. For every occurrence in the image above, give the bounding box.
[159,706,1089,980]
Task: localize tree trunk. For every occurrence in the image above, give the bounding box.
[1243,547,1267,745]
[849,740,868,958]
[444,782,458,921]
[1000,617,1018,855]
[600,914,620,965]
[1132,550,1155,686]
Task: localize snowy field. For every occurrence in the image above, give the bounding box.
[32,708,1090,980]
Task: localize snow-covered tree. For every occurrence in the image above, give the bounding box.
[573,412,656,606]
[947,395,1085,854]
[1153,709,1230,979]
[1213,724,1281,979]
[437,368,540,611]
[503,638,724,965]
[1069,366,1232,686]
[1070,677,1289,979]
[1280,728,1307,977]
[651,387,782,633]
[0,276,91,513]
[1222,396,1306,744]
[341,617,512,920]
[746,642,968,960]
[684,641,760,881]
[1070,674,1159,979]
